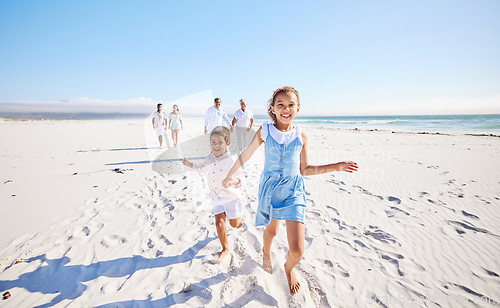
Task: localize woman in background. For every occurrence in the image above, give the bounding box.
[168,104,183,147]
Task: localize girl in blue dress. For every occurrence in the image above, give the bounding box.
[223,86,358,295]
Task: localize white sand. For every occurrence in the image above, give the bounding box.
[0,116,499,307]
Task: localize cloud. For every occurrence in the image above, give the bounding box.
[0,90,234,116]
[0,97,160,114]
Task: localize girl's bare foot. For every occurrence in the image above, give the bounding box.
[216,248,230,259]
[284,263,300,295]
[262,249,272,273]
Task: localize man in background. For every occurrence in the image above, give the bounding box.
[152,103,168,148]
[232,99,254,151]
[204,97,233,135]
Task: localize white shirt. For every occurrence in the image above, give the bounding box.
[204,106,232,132]
[193,152,242,201]
[233,108,254,128]
[261,122,303,145]
[153,111,167,127]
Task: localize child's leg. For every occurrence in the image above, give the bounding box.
[229,217,242,229]
[227,200,243,229]
[262,219,280,273]
[214,213,230,258]
[284,220,305,295]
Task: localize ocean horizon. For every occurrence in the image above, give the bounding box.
[1,112,500,134]
[265,114,500,134]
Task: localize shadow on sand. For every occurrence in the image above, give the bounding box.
[95,257,278,307]
[0,236,216,307]
[78,147,157,153]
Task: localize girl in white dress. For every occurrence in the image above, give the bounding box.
[168,104,183,147]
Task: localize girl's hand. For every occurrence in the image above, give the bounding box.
[182,157,193,168]
[232,178,242,188]
[339,161,358,173]
[223,177,241,188]
[222,177,232,188]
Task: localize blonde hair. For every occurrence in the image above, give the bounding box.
[267,86,300,124]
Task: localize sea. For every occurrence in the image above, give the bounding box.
[255,114,500,134]
[1,112,499,134]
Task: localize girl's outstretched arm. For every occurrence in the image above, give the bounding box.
[222,126,264,187]
[300,131,358,176]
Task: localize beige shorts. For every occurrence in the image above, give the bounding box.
[212,198,243,219]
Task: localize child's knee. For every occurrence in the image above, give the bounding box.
[288,245,304,259]
[230,219,242,229]
[264,226,278,238]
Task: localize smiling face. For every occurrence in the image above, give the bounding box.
[240,101,246,111]
[214,99,221,109]
[210,134,229,157]
[271,92,300,124]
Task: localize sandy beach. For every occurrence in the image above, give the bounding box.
[0,116,499,307]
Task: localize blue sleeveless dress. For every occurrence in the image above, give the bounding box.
[255,123,307,226]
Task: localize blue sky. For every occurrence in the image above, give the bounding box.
[0,0,499,116]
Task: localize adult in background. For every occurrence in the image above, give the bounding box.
[152,103,168,148]
[168,104,183,147]
[204,97,233,135]
[232,98,254,151]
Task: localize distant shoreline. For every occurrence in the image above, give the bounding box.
[2,112,499,120]
[0,112,150,121]
[2,114,499,138]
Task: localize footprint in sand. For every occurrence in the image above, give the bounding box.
[385,206,410,218]
[331,218,347,231]
[462,210,479,219]
[353,239,368,248]
[387,196,401,204]
[295,266,332,305]
[101,235,127,247]
[353,185,384,200]
[364,228,401,246]
[381,254,404,277]
[82,226,91,236]
[159,234,173,245]
[326,205,340,215]
[446,220,496,236]
[484,269,499,277]
[147,239,154,249]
